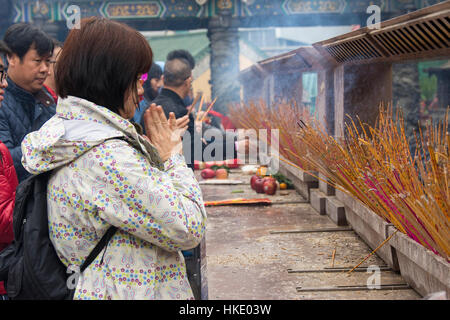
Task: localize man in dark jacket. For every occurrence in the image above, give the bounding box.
[140,50,239,170]
[0,23,56,182]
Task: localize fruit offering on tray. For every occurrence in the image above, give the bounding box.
[201,168,216,179]
[249,170,293,196]
[262,176,277,195]
[250,174,278,195]
[194,159,242,170]
[271,173,294,189]
[200,165,230,180]
[215,168,229,180]
[256,166,268,177]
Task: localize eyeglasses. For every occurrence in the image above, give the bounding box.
[0,68,7,83]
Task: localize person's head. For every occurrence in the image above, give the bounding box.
[55,17,152,120]
[43,39,63,93]
[3,23,54,93]
[167,50,195,69]
[0,40,11,106]
[143,62,162,101]
[163,57,193,99]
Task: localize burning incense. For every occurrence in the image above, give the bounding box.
[231,99,449,260]
[188,93,202,116]
[200,97,217,122]
[196,94,205,122]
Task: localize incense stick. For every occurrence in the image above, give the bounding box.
[200,97,217,122]
[347,229,399,274]
[188,93,201,116]
[196,94,205,121]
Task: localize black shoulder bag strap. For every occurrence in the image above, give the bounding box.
[79,226,117,273]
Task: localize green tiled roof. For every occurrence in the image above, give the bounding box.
[145,31,210,63]
[145,30,270,64]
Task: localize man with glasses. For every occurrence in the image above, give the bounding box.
[0,23,56,182]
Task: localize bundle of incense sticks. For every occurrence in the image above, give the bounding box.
[296,106,449,260]
[231,98,449,260]
[229,99,317,171]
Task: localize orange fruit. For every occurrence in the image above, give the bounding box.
[215,168,228,179]
[280,183,288,190]
[256,166,267,177]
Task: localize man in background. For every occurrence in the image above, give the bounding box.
[0,23,56,182]
[140,50,199,168]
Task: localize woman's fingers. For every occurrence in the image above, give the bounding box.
[168,112,177,130]
[176,115,190,129]
[143,104,184,162]
[156,105,170,127]
[143,107,153,139]
[144,104,162,141]
[150,104,162,126]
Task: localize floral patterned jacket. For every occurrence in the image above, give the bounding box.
[21,96,207,300]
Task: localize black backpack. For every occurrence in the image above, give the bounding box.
[0,170,117,300]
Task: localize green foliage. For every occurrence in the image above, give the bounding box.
[420,74,437,102]
[271,173,294,188]
[418,60,448,102]
[210,165,230,173]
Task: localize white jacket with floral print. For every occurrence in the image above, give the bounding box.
[21,96,207,300]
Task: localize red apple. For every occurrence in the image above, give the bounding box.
[254,178,265,194]
[263,179,277,195]
[250,175,259,190]
[201,168,216,179]
[263,176,276,184]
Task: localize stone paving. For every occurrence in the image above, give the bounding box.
[196,169,420,300]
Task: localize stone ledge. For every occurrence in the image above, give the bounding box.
[335,187,399,271]
[318,172,335,196]
[388,225,450,297]
[278,156,318,201]
[325,196,347,226]
[310,189,327,215]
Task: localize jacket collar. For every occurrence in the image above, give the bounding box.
[160,88,185,106]
[6,77,36,105]
[6,77,54,108]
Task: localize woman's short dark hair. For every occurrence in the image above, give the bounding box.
[3,23,53,60]
[55,17,152,114]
